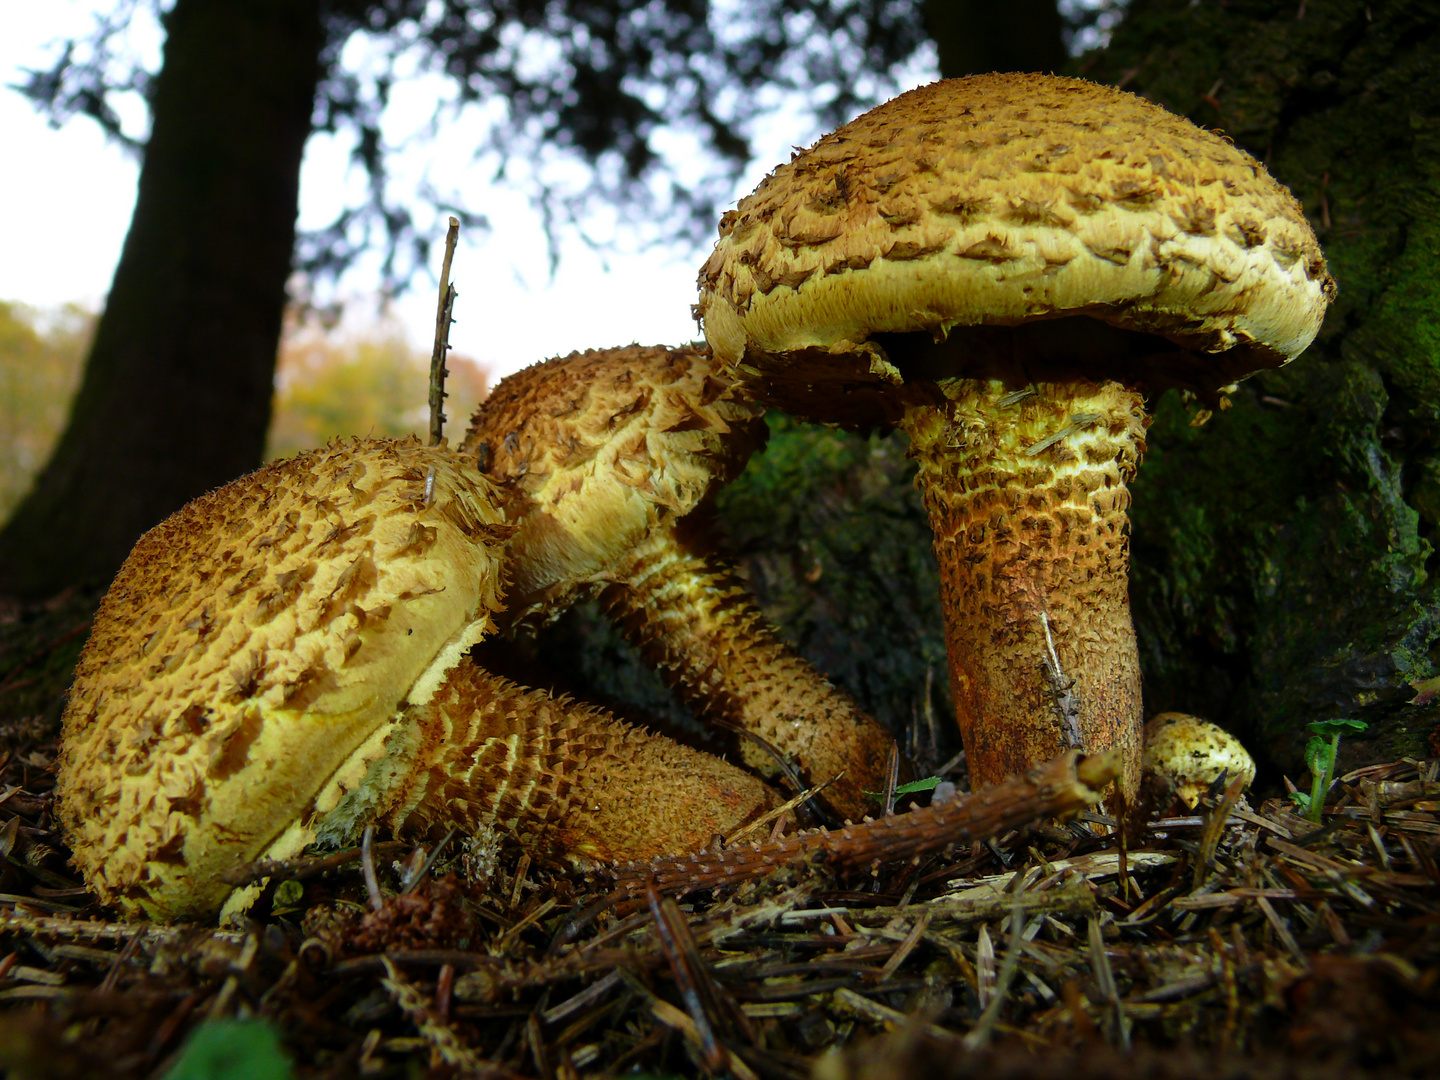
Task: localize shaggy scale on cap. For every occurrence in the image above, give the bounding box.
[59,440,509,919]
[698,72,1333,425]
[461,343,765,616]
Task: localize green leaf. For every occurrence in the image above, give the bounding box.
[1303,735,1332,776]
[1305,719,1369,738]
[894,777,943,795]
[867,776,943,799]
[163,1020,293,1080]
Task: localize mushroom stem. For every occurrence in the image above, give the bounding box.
[597,516,894,819]
[898,377,1148,802]
[331,659,778,866]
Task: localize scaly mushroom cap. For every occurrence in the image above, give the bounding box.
[460,344,766,618]
[697,73,1334,424]
[1142,712,1256,808]
[57,438,511,920]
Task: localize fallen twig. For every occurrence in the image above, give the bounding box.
[607,751,1118,896]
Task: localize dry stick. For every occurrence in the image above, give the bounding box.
[964,902,1035,1051]
[429,216,461,446]
[646,882,727,1072]
[606,750,1119,897]
[1039,611,1082,750]
[882,744,901,818]
[1088,912,1131,1049]
[220,841,407,886]
[401,828,457,894]
[361,824,384,912]
[381,956,494,1076]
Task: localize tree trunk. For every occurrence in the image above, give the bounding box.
[0,0,323,597]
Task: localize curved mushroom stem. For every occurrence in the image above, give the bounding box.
[364,661,779,864]
[899,377,1148,804]
[597,516,896,820]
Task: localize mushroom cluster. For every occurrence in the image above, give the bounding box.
[57,438,774,921]
[461,344,898,818]
[696,73,1333,802]
[56,74,1331,923]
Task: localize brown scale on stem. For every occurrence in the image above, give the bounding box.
[901,377,1148,796]
[375,661,774,866]
[462,344,898,818]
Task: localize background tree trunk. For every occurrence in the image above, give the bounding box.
[0,0,323,597]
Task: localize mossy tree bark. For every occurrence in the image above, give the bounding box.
[0,0,323,598]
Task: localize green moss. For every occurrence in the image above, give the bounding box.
[1345,115,1440,406]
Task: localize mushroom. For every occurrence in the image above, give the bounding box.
[696,73,1333,803]
[1142,712,1256,809]
[57,437,774,921]
[461,344,898,818]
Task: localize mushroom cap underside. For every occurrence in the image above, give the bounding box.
[57,438,511,919]
[697,73,1334,416]
[461,344,765,610]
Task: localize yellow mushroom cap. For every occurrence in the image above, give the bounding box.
[57,438,511,920]
[1142,712,1257,808]
[460,344,764,616]
[697,73,1334,423]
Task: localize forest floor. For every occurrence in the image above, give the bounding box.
[0,589,1437,1080]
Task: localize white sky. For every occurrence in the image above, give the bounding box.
[1,2,936,382]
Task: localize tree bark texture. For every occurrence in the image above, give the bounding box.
[0,0,323,597]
